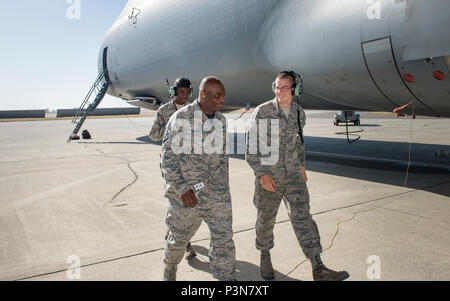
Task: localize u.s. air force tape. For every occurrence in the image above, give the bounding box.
[194,182,205,192]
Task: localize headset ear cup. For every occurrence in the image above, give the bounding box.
[293,72,303,97]
[272,82,276,94]
[294,84,300,97]
[169,87,176,98]
[190,85,193,98]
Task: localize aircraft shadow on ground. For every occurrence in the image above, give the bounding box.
[131,134,449,197]
[76,136,160,145]
[77,141,149,145]
[187,245,300,282]
[337,124,381,127]
[227,133,450,197]
[137,135,161,145]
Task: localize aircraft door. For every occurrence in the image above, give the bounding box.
[362,37,430,112]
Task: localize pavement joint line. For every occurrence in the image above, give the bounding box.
[13,248,161,281]
[311,180,450,217]
[12,181,449,281]
[279,179,450,278]
[0,166,129,216]
[0,150,151,165]
[0,160,147,180]
[6,198,396,280]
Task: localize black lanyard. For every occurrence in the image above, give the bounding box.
[297,108,304,144]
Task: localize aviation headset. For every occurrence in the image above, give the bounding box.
[168,77,194,99]
[272,70,304,97]
[272,71,305,143]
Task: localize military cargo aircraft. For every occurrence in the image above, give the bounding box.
[69,0,450,140]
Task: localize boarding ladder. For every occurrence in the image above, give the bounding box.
[67,70,109,142]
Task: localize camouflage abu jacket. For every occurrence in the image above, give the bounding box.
[245,98,306,182]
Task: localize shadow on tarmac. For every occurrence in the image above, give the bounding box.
[76,136,160,145]
[214,133,449,197]
[83,135,449,197]
[187,245,300,282]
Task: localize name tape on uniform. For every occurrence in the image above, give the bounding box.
[194,182,205,192]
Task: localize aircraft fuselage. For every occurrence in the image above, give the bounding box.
[99,0,450,117]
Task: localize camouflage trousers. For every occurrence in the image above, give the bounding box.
[253,177,322,260]
[164,193,236,281]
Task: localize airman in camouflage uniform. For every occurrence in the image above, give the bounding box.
[150,78,196,260]
[149,77,193,142]
[149,101,178,142]
[246,71,349,281]
[161,77,236,281]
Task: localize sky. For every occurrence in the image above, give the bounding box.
[0,0,129,110]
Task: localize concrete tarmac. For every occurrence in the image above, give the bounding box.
[0,111,449,281]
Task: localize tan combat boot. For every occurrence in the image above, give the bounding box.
[260,250,275,280]
[311,255,349,281]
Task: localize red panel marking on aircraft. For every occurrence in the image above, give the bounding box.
[433,70,445,80]
[404,74,414,83]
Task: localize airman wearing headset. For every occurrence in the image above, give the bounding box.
[150,77,196,260]
[149,77,194,142]
[245,71,349,281]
